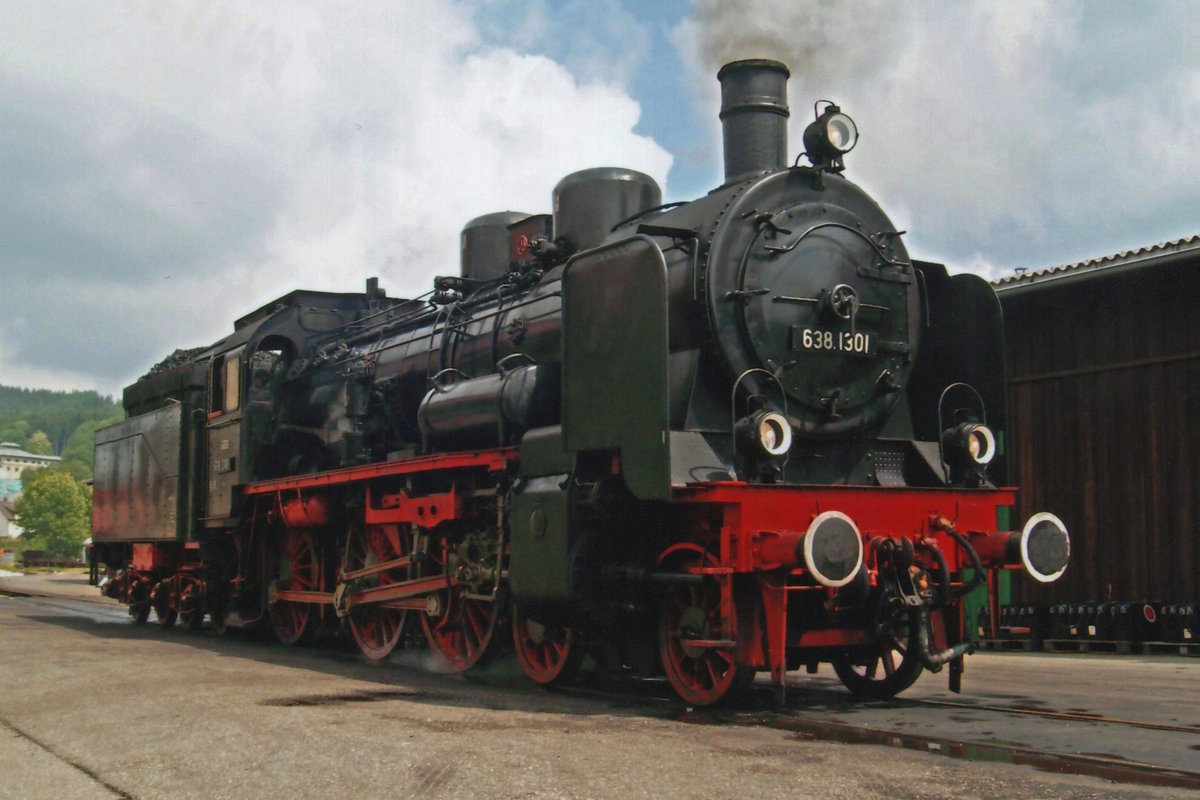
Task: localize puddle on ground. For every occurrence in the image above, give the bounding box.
[260,688,444,707]
[674,709,1200,791]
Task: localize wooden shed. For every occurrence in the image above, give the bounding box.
[994,236,1200,606]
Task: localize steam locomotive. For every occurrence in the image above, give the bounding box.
[91,60,1069,705]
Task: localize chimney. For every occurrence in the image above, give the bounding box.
[717,59,790,184]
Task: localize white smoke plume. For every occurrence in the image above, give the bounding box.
[675,0,1200,278]
[676,0,905,97]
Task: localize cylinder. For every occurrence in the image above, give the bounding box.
[417,363,559,449]
[462,211,530,282]
[717,59,790,184]
[552,167,662,254]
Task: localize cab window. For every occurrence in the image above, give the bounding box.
[211,348,244,414]
[223,355,240,412]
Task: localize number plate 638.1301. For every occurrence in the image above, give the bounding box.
[796,328,873,356]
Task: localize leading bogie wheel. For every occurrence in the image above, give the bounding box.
[344,523,410,662]
[658,547,755,706]
[831,610,925,699]
[269,527,320,645]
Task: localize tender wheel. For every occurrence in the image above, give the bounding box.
[178,606,204,630]
[658,548,754,707]
[269,527,320,645]
[416,531,501,672]
[151,580,178,628]
[128,578,150,625]
[832,610,925,699]
[344,523,409,663]
[208,595,231,635]
[513,605,578,686]
[178,582,205,631]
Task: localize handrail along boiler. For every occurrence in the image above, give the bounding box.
[91,60,1069,704]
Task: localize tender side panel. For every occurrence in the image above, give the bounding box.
[93,403,186,541]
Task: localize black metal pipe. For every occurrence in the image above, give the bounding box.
[915,606,974,672]
[945,525,986,599]
[648,571,707,585]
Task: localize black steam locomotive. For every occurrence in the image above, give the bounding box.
[92,60,1068,704]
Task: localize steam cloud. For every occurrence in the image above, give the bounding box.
[679,0,904,96]
[675,0,1200,280]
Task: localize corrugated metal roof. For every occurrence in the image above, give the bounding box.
[992,234,1200,292]
[0,443,60,462]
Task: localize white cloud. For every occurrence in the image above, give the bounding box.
[0,0,671,395]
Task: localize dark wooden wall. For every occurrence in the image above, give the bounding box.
[999,259,1200,605]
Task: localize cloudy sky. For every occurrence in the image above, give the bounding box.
[3,0,1198,398]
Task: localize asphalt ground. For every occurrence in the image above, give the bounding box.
[1,572,1197,799]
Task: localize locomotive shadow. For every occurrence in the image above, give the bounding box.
[20,602,923,720]
[17,611,677,717]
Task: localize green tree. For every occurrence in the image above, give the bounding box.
[59,415,121,480]
[0,419,30,445]
[24,430,54,455]
[0,385,121,453]
[14,470,91,558]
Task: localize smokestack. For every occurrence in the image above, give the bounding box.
[717,59,790,184]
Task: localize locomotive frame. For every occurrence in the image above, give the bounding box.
[91,59,1069,705]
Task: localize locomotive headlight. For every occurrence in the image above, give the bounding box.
[964,424,995,465]
[947,422,996,466]
[756,411,793,456]
[824,112,858,153]
[803,103,858,172]
[735,408,793,480]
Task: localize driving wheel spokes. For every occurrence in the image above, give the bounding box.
[269,526,320,645]
[658,549,754,706]
[513,604,578,686]
[418,532,501,672]
[345,523,409,662]
[832,608,926,699]
[151,579,178,628]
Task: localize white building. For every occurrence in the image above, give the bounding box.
[0,441,61,501]
[0,499,20,539]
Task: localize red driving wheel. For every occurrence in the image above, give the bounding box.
[417,533,500,672]
[513,604,577,686]
[345,523,409,662]
[269,527,320,645]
